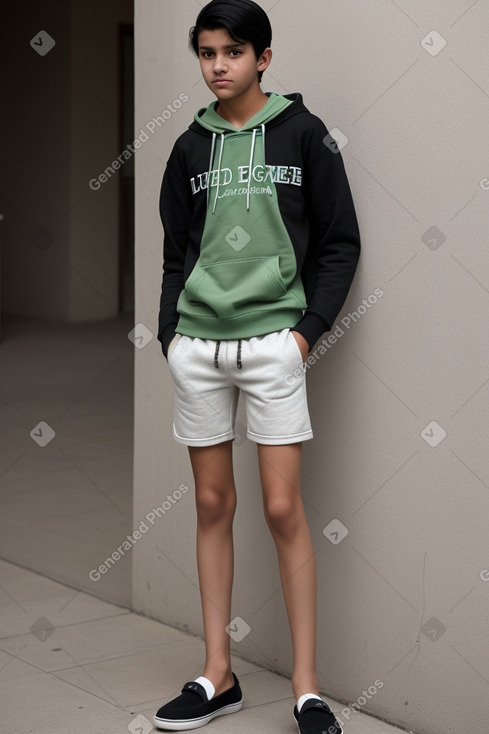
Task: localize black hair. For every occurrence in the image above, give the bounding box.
[189,0,272,83]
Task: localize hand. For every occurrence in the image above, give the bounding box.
[290,330,309,364]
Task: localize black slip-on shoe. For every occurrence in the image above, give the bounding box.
[153,672,243,731]
[293,698,343,734]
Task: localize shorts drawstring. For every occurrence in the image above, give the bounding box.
[214,340,221,368]
[214,339,243,369]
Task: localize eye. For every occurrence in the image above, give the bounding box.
[229,49,242,57]
[200,51,213,59]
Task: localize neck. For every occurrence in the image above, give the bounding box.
[215,87,269,129]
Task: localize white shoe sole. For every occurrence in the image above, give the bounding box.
[154,699,243,730]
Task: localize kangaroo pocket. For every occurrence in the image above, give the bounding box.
[180,255,288,320]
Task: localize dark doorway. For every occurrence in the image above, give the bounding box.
[119,24,135,313]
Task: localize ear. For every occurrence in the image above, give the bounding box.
[257,47,272,73]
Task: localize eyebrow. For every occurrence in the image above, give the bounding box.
[199,43,244,51]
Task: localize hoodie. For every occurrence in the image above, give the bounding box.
[158,92,360,361]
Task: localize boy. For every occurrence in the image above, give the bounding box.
[155,1,360,732]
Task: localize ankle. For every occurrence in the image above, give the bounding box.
[202,663,234,696]
[292,675,319,701]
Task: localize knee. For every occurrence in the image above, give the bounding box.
[264,493,301,537]
[196,484,236,525]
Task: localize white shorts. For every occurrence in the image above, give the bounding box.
[166,327,313,446]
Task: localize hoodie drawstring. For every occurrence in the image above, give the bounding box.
[214,339,242,369]
[212,133,225,215]
[207,133,217,210]
[247,128,257,212]
[208,122,269,368]
[209,124,270,214]
[261,122,266,164]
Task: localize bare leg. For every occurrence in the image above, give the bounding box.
[188,440,236,696]
[257,442,320,702]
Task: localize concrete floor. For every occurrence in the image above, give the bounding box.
[0,315,134,608]
[0,316,409,733]
[0,559,409,734]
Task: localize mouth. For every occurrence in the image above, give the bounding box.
[213,79,232,85]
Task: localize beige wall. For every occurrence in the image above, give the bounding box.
[133,3,489,733]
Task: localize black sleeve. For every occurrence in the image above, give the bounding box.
[293,121,361,351]
[157,143,192,359]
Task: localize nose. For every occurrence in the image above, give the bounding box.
[213,53,228,74]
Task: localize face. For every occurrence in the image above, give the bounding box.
[197,28,271,102]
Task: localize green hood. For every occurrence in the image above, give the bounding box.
[195,92,292,133]
[192,93,293,214]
